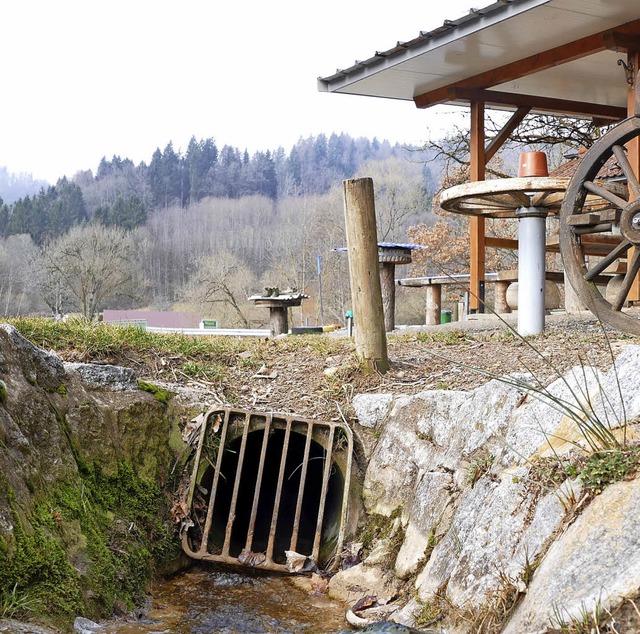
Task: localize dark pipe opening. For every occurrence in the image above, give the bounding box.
[201,429,344,566]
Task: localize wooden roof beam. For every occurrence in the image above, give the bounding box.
[414,18,640,109]
[446,88,627,121]
[485,106,530,162]
[603,32,640,53]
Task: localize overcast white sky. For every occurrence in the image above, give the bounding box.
[0,0,474,183]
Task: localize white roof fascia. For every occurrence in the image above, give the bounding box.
[317,0,551,96]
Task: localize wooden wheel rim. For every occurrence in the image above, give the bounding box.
[559,115,640,335]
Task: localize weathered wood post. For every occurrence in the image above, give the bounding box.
[343,178,388,374]
[378,246,413,331]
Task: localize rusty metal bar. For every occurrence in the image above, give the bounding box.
[312,425,335,562]
[200,409,231,554]
[186,410,210,511]
[266,418,292,564]
[244,413,272,553]
[222,412,251,558]
[289,421,313,553]
[335,423,354,570]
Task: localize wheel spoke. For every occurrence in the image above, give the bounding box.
[498,191,530,207]
[612,248,640,311]
[612,145,640,199]
[583,180,628,209]
[584,239,631,281]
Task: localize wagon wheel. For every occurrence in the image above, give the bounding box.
[559,116,640,334]
[439,176,621,217]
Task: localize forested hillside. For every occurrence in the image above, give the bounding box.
[0,133,440,326]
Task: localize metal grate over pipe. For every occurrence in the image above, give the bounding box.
[181,407,353,573]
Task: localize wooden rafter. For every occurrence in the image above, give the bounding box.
[485,106,531,163]
[446,88,626,122]
[414,19,640,109]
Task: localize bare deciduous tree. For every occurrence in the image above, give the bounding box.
[355,157,433,241]
[39,225,139,320]
[182,250,256,328]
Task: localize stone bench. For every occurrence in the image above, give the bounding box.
[397,269,611,325]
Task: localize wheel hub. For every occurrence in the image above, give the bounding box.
[620,199,640,244]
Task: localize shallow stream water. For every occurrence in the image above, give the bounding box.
[106,565,351,634]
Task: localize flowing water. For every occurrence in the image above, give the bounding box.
[106,565,351,634]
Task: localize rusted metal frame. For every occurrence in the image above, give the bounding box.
[182,406,353,573]
[244,412,273,554]
[186,410,210,511]
[200,409,232,554]
[414,19,640,109]
[265,418,292,564]
[289,420,314,553]
[334,424,354,571]
[312,425,336,562]
[469,100,486,312]
[222,412,251,558]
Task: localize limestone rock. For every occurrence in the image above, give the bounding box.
[0,324,66,390]
[503,476,640,633]
[353,393,393,429]
[65,362,137,391]
[0,325,179,629]
[328,562,401,606]
[0,619,57,633]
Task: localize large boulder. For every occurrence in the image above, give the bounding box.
[0,326,181,629]
[339,345,640,632]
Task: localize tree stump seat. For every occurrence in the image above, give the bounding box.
[248,293,309,336]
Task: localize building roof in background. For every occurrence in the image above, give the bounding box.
[318,0,640,120]
[102,310,202,329]
[549,148,624,180]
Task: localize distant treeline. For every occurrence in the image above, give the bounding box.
[0,134,435,244]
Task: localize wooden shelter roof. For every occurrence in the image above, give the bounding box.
[318,0,640,122]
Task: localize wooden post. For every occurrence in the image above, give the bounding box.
[628,50,640,302]
[470,101,486,312]
[269,308,288,336]
[379,262,396,331]
[343,178,389,374]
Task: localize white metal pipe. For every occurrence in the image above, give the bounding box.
[517,208,547,336]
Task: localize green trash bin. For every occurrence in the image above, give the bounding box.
[440,309,452,324]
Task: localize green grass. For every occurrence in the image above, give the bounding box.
[7,317,349,364]
[0,583,38,619]
[578,446,640,495]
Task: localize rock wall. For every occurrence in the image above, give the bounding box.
[0,325,184,631]
[331,344,640,633]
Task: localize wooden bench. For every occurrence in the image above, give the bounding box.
[397,269,612,325]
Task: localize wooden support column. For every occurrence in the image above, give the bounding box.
[379,262,396,332]
[343,178,389,374]
[470,101,486,312]
[628,49,640,302]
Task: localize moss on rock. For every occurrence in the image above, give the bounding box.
[137,380,174,404]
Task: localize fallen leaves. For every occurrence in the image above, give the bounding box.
[238,549,266,567]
